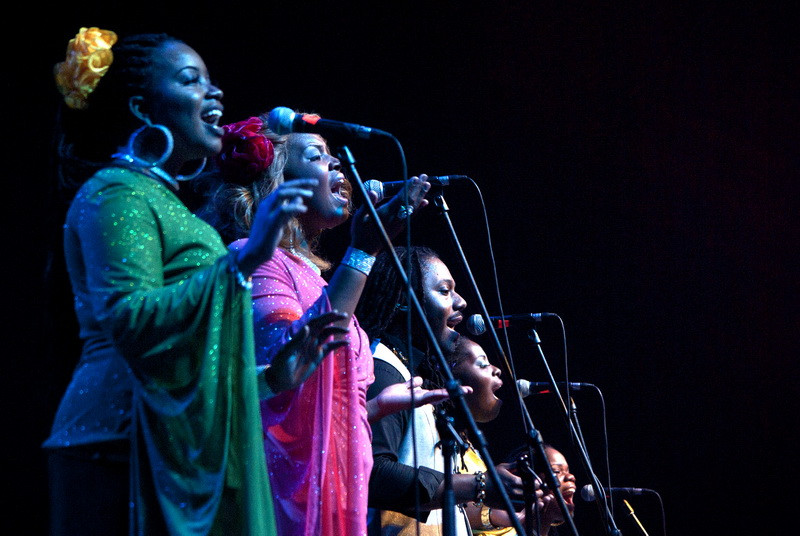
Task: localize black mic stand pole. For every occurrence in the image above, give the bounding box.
[431,193,579,536]
[438,411,470,534]
[337,147,526,536]
[528,329,621,536]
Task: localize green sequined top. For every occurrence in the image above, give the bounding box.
[44,167,276,535]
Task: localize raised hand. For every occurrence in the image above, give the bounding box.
[349,174,431,256]
[262,310,349,394]
[367,376,472,423]
[238,178,318,276]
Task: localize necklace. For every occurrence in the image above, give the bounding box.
[288,246,321,275]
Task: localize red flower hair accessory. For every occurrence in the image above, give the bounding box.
[216,117,274,183]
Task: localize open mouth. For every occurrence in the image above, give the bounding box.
[331,175,349,205]
[562,487,576,508]
[201,109,224,135]
[491,379,503,400]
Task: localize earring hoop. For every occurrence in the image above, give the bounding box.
[176,158,207,181]
[125,123,174,168]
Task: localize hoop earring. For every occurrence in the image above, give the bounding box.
[125,122,174,168]
[175,158,207,181]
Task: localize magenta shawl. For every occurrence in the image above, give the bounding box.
[231,243,374,536]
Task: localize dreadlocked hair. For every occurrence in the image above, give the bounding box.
[355,246,439,342]
[356,244,454,391]
[55,33,181,190]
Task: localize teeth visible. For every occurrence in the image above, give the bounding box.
[202,110,222,124]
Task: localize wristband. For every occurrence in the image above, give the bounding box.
[341,247,376,276]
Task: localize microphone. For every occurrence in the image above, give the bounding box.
[580,485,651,502]
[364,176,470,202]
[516,379,592,398]
[466,313,555,335]
[267,106,391,139]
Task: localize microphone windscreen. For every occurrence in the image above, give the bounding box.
[516,379,531,398]
[364,180,385,202]
[466,314,486,336]
[267,107,295,135]
[580,484,596,502]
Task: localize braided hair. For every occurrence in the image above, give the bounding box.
[55,33,181,188]
[355,245,458,389]
[355,245,439,342]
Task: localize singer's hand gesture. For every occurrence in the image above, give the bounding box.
[237,178,318,276]
[349,174,431,256]
[261,310,349,394]
[366,376,473,423]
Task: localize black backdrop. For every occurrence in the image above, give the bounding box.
[7,1,797,534]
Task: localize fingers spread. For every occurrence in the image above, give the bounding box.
[306,310,349,330]
[279,188,314,199]
[282,178,319,189]
[321,340,349,354]
[318,325,350,340]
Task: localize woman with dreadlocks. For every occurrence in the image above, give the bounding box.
[355,246,527,536]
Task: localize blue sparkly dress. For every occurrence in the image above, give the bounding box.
[43,167,276,535]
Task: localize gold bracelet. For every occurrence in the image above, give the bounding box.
[480,505,493,530]
[490,508,503,530]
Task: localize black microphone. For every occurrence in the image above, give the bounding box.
[466,313,555,335]
[364,176,470,202]
[267,106,391,139]
[516,379,593,398]
[580,485,651,502]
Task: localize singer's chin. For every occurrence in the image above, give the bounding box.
[441,329,461,354]
[485,398,503,422]
[563,488,576,514]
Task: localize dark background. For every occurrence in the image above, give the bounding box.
[7,1,797,534]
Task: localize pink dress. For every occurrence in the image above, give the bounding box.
[230,243,374,536]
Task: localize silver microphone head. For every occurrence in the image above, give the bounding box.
[266,106,296,135]
[516,379,532,398]
[363,180,385,202]
[580,484,596,502]
[466,314,486,336]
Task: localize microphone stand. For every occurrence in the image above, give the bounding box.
[622,500,649,536]
[431,193,579,536]
[528,329,621,536]
[337,147,526,536]
[438,410,470,536]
